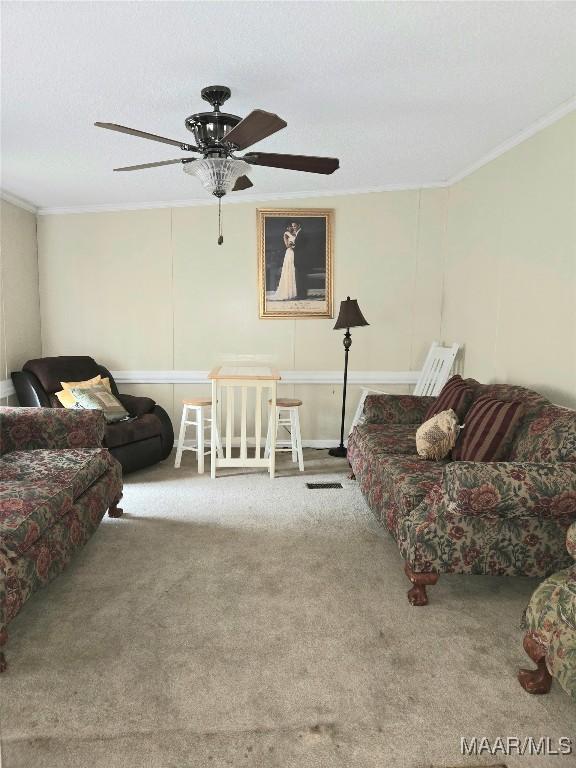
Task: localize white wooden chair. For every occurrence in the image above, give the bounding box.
[349,341,460,435]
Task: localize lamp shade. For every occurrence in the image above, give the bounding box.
[333,297,369,330]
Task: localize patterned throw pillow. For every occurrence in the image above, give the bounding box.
[55,376,112,408]
[70,385,129,423]
[424,375,475,422]
[452,396,524,462]
[416,409,460,460]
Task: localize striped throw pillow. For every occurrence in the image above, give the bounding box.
[452,396,524,462]
[424,375,475,422]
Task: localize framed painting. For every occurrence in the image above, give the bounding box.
[257,208,333,319]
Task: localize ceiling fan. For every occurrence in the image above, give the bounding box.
[95,85,340,243]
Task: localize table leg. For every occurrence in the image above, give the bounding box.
[269,383,276,479]
[255,384,262,459]
[174,405,187,469]
[226,386,234,459]
[240,386,247,460]
[211,379,217,478]
[197,406,205,474]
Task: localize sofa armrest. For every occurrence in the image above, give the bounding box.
[0,406,105,453]
[363,394,434,425]
[444,461,576,521]
[117,393,156,417]
[567,522,576,560]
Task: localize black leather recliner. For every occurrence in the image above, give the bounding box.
[12,356,174,474]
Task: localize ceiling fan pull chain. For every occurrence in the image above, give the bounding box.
[217,196,224,245]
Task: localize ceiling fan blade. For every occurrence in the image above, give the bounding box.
[113,159,195,172]
[222,110,287,150]
[95,122,199,151]
[242,152,339,174]
[232,175,254,191]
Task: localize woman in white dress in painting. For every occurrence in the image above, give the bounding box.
[273,223,297,300]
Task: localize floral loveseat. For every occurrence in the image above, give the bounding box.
[347,380,576,605]
[518,522,576,701]
[0,407,123,671]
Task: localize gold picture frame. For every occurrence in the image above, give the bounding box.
[257,208,334,319]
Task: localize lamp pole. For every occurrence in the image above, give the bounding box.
[329,297,368,458]
[329,328,352,457]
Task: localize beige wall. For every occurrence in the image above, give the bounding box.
[37,188,447,436]
[0,200,41,403]
[34,109,576,434]
[441,112,576,407]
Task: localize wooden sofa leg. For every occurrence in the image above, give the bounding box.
[348,462,356,480]
[0,628,8,673]
[404,561,439,606]
[518,632,552,695]
[108,493,124,518]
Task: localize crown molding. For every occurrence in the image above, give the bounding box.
[0,190,37,214]
[36,181,447,216]
[17,96,576,216]
[447,96,576,185]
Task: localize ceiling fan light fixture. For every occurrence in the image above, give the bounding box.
[184,157,251,196]
[96,84,339,246]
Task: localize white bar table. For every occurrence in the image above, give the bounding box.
[208,365,281,478]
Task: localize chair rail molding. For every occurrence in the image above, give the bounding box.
[3,371,417,404]
[6,372,572,414]
[110,370,420,386]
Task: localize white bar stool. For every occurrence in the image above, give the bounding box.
[264,398,304,472]
[175,398,223,473]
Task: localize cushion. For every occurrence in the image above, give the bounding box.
[0,448,112,503]
[370,454,446,538]
[568,523,576,561]
[55,375,111,408]
[416,409,459,460]
[0,448,112,556]
[424,375,475,422]
[23,356,101,394]
[70,385,129,423]
[104,413,162,448]
[363,394,434,426]
[350,423,419,457]
[61,374,102,390]
[117,393,156,417]
[452,396,524,462]
[511,405,576,463]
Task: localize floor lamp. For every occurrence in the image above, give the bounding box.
[329,297,369,458]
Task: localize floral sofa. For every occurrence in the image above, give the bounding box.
[347,380,576,605]
[0,407,123,672]
[518,522,576,701]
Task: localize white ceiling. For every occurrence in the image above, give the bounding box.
[1,1,575,212]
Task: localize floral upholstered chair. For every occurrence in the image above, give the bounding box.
[518,522,576,701]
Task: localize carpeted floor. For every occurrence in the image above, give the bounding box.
[0,450,574,768]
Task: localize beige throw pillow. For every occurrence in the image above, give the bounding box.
[61,375,102,391]
[416,409,460,460]
[56,376,111,408]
